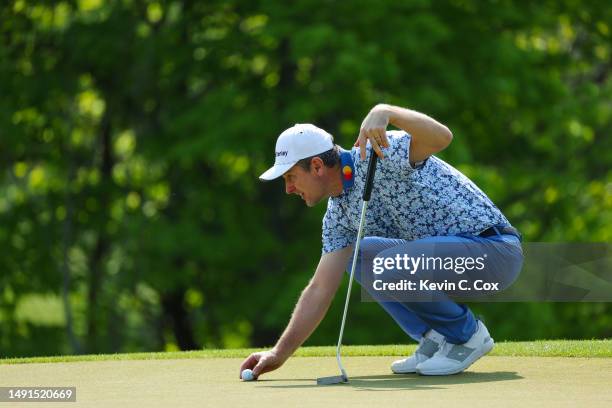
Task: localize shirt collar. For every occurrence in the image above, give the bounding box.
[339,148,355,192]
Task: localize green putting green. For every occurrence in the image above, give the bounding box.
[2,340,611,364]
[1,344,611,407]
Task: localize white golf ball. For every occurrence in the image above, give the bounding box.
[241,369,255,381]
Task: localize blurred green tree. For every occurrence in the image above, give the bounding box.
[0,0,610,357]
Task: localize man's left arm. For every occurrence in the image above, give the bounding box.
[358,104,453,163]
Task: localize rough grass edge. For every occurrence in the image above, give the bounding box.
[1,339,610,365]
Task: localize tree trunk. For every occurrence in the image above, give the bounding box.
[160,287,199,350]
[61,159,82,354]
[86,110,113,353]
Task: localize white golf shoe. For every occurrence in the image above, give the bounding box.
[416,320,494,376]
[391,329,445,374]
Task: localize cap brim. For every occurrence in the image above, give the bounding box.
[259,162,295,181]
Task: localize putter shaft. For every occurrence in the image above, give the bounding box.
[334,200,369,382]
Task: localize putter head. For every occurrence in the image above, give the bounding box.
[316,374,348,385]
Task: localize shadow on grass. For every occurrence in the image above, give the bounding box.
[257,371,522,391]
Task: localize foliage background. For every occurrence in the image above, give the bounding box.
[0,0,610,357]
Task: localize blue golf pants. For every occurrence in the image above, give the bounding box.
[347,232,523,344]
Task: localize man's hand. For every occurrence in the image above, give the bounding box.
[355,104,391,160]
[239,349,286,379]
[357,104,453,163]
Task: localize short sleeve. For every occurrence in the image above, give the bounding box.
[321,198,355,254]
[384,130,426,173]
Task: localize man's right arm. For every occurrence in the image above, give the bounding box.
[239,246,352,378]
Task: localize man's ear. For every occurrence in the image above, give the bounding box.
[310,157,324,175]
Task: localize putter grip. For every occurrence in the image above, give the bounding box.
[362,151,378,201]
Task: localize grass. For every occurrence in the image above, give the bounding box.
[1,339,610,365]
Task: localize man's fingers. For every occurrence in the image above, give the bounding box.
[378,128,390,148]
[252,358,268,377]
[371,139,384,159]
[239,354,259,378]
[367,129,384,159]
[359,127,388,160]
[359,131,367,160]
[373,127,388,148]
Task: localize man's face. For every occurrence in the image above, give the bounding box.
[282,161,327,207]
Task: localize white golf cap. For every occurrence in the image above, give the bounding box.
[259,124,334,180]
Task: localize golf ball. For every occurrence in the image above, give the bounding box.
[241,369,255,381]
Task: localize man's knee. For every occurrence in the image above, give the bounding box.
[360,236,382,253]
[345,237,380,272]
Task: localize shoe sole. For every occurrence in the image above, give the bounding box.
[391,368,418,374]
[391,362,419,374]
[416,339,495,376]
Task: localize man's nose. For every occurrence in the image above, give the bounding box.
[285,182,296,194]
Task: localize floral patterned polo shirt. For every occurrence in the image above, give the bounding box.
[321,131,510,254]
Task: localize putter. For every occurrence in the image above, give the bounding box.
[317,150,378,385]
